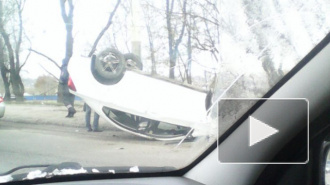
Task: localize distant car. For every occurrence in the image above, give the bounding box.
[0,95,5,118]
[68,49,213,140]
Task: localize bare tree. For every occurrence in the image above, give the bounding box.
[180,0,219,84]
[190,0,219,61]
[58,0,74,106]
[166,0,187,79]
[0,0,27,101]
[186,21,192,83]
[141,0,218,84]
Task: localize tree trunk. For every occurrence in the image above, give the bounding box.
[0,24,24,101]
[187,28,192,84]
[11,71,24,101]
[15,1,23,72]
[142,3,157,76]
[13,0,24,101]
[0,68,10,100]
[166,0,174,79]
[150,48,156,75]
[166,0,187,79]
[0,38,10,101]
[60,0,74,67]
[59,0,74,104]
[169,52,175,79]
[146,24,156,75]
[150,51,156,75]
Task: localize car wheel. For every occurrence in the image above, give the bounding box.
[92,48,126,85]
[124,53,143,70]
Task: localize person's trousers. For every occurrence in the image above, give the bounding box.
[85,105,100,130]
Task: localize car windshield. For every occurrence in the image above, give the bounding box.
[0,0,329,183]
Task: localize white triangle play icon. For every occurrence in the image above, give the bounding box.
[249,116,278,147]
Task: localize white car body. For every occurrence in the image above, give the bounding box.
[68,56,212,140]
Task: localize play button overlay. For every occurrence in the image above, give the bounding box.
[249,116,278,147]
[218,98,308,164]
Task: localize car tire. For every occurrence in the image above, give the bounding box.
[124,53,143,70]
[92,48,126,85]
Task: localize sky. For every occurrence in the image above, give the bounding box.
[21,0,135,79]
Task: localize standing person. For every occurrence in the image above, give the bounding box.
[84,103,101,132]
[59,65,76,118]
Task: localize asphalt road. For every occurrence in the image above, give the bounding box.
[0,121,192,174]
[0,103,212,176]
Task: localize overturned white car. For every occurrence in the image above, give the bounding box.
[68,49,214,140]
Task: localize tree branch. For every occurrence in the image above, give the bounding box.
[38,64,59,81]
[187,12,219,26]
[68,0,74,20]
[60,0,68,22]
[170,0,175,14]
[29,49,60,69]
[19,48,31,71]
[88,0,121,57]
